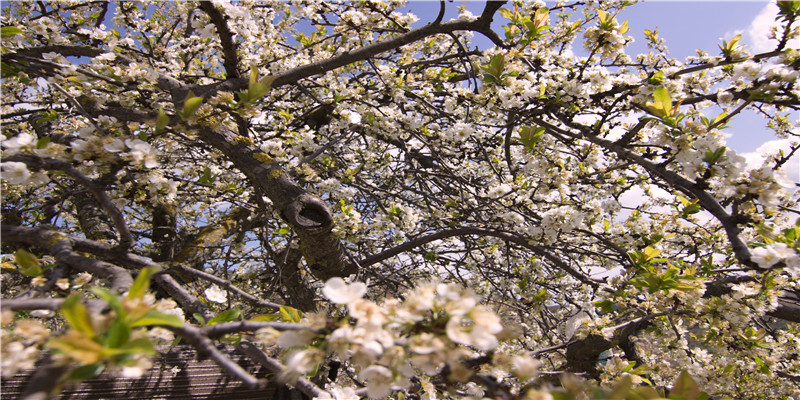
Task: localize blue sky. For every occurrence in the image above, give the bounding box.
[404,1,789,155]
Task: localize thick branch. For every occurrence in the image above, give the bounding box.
[196,126,354,280]
[1,225,133,294]
[6,155,133,251]
[198,1,241,80]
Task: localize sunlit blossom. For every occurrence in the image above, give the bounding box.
[322,278,367,305]
[204,284,228,303]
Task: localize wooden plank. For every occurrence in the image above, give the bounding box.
[0,345,302,399]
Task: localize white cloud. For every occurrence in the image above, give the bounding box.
[746,2,780,53]
[741,138,800,186]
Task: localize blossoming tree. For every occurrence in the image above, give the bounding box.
[1,0,799,399]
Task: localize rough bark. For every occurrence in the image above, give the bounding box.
[73,190,116,242]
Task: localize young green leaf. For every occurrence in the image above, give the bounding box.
[68,363,106,381]
[128,266,161,299]
[105,318,131,348]
[703,146,726,164]
[518,125,545,150]
[90,287,126,319]
[249,66,259,86]
[207,309,243,325]
[719,34,742,58]
[116,337,156,355]
[671,370,701,400]
[645,86,672,118]
[15,249,42,277]
[279,305,303,323]
[61,294,95,337]
[155,108,169,133]
[249,313,280,322]
[0,26,24,38]
[179,92,204,120]
[130,310,184,328]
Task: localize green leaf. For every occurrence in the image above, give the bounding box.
[179,92,204,120]
[481,53,506,85]
[648,71,664,85]
[249,66,259,86]
[68,363,105,381]
[61,294,95,337]
[642,246,661,261]
[1,61,21,78]
[15,249,42,277]
[655,87,671,111]
[608,374,633,398]
[35,137,50,149]
[279,306,302,323]
[627,385,663,399]
[116,337,155,356]
[249,313,280,322]
[499,7,515,20]
[719,34,742,57]
[239,68,275,104]
[130,310,184,328]
[207,309,243,325]
[703,146,726,164]
[155,108,169,134]
[105,318,131,348]
[518,126,545,150]
[645,86,673,118]
[197,167,214,186]
[90,287,126,320]
[128,266,160,299]
[247,82,271,103]
[671,370,701,400]
[1,26,24,38]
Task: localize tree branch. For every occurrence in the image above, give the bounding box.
[198,1,241,80]
[237,340,327,399]
[358,226,601,286]
[170,264,283,310]
[1,225,133,295]
[6,155,133,252]
[167,325,261,388]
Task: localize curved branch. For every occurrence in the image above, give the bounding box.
[358,226,601,286]
[237,341,326,399]
[170,265,283,310]
[166,325,261,388]
[1,224,213,321]
[532,117,757,269]
[6,155,133,251]
[198,1,241,80]
[1,225,133,295]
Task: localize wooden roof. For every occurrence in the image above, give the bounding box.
[1,345,303,399]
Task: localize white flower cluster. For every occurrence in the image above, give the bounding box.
[1,311,50,378]
[266,278,538,399]
[752,243,799,276]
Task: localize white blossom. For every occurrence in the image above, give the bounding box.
[322,278,367,305]
[204,284,228,303]
[0,162,31,185]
